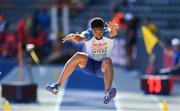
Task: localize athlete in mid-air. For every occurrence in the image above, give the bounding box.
[46,17,119,104]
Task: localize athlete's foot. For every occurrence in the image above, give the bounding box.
[104,88,117,104]
[46,83,59,95]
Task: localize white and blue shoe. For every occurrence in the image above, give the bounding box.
[46,83,59,95]
[104,88,117,104]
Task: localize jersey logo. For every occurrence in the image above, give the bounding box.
[90,42,107,50]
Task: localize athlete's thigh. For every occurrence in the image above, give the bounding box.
[101,58,112,72]
[76,52,88,68]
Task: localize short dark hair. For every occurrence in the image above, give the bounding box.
[90,17,104,29]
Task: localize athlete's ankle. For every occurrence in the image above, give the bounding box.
[56,82,61,89]
[105,88,111,94]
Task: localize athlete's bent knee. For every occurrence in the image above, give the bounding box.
[102,58,112,65]
[74,52,88,68]
[101,58,113,72]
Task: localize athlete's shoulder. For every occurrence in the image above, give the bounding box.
[104,27,111,33]
[103,27,112,39]
[83,28,93,40]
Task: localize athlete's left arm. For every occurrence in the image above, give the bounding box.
[62,32,86,44]
[106,21,119,37]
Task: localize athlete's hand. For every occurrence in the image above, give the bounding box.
[106,21,119,37]
[62,32,79,43]
[106,21,119,30]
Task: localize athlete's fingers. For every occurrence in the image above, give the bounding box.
[108,21,118,29]
[62,36,71,43]
[62,36,70,43]
[62,33,77,43]
[110,21,115,27]
[113,23,119,29]
[107,21,114,29]
[112,22,118,27]
[62,38,67,43]
[62,39,67,43]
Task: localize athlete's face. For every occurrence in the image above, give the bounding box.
[92,27,104,40]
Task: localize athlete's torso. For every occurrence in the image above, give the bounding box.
[83,27,114,61]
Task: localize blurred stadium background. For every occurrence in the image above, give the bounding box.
[0,0,180,111]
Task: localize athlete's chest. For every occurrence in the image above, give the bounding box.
[85,37,113,50]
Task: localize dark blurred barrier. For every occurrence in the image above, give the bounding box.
[1,82,37,103]
[141,75,173,95]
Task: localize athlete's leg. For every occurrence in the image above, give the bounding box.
[57,52,88,85]
[101,58,114,92]
[101,58,116,104]
[46,52,88,94]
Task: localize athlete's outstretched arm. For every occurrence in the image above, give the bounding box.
[62,32,86,44]
[106,21,119,37]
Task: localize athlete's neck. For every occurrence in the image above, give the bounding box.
[95,36,103,40]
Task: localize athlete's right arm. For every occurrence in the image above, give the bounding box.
[62,32,86,44]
